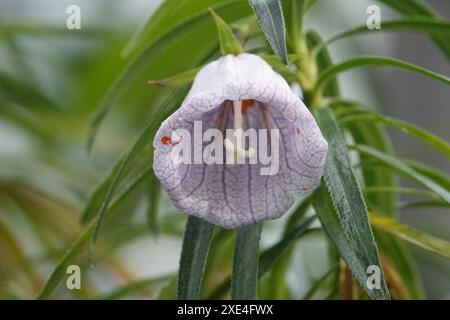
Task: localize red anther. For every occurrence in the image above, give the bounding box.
[161,135,171,145]
[296,128,300,135]
[242,99,255,114]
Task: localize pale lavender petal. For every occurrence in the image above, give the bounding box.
[153,53,327,229]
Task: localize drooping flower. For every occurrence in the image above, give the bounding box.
[153,53,327,229]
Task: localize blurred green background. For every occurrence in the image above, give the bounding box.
[0,0,448,299]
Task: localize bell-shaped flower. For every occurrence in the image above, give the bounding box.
[153,53,327,229]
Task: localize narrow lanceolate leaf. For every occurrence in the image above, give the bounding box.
[303,264,339,300]
[316,56,450,96]
[364,186,440,200]
[0,72,57,110]
[210,9,243,55]
[249,0,288,64]
[324,18,450,47]
[312,184,386,300]
[148,67,201,87]
[339,112,450,160]
[370,213,450,259]
[377,0,450,61]
[232,223,262,300]
[259,215,316,276]
[400,199,449,210]
[332,100,422,298]
[405,159,450,191]
[354,145,450,205]
[378,0,434,15]
[315,107,389,300]
[80,160,122,224]
[177,216,214,300]
[121,0,243,57]
[37,222,95,299]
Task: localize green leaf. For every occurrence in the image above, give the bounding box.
[0,72,57,110]
[378,0,434,15]
[284,196,312,232]
[259,215,316,276]
[148,67,201,87]
[302,264,339,300]
[340,112,450,160]
[177,216,214,300]
[364,186,440,200]
[323,18,450,48]
[314,106,389,300]
[80,162,121,224]
[231,223,262,300]
[249,0,288,64]
[0,23,108,38]
[0,218,42,291]
[158,276,178,299]
[374,232,424,299]
[370,213,450,259]
[333,101,422,298]
[36,221,94,299]
[399,199,449,210]
[122,0,242,57]
[378,0,450,61]
[316,56,450,97]
[405,159,450,191]
[354,145,450,205]
[210,8,244,55]
[312,183,388,300]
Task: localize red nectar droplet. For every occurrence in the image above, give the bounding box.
[161,135,171,145]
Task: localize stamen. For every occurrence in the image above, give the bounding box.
[224,100,256,164]
[259,102,271,132]
[242,99,254,114]
[215,102,228,132]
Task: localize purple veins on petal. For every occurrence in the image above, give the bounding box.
[153,53,327,229]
